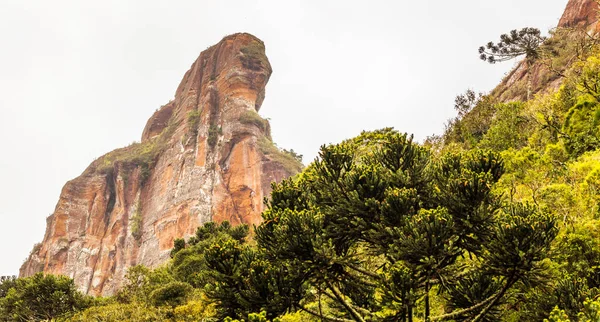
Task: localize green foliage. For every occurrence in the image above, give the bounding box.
[240,41,269,71]
[225,310,282,322]
[12,27,600,322]
[240,110,270,133]
[131,200,143,241]
[544,298,600,322]
[115,265,175,305]
[0,273,90,321]
[68,303,170,321]
[257,137,303,174]
[187,110,201,132]
[444,90,496,147]
[96,141,158,177]
[479,27,546,64]
[172,296,217,321]
[563,97,600,156]
[0,276,16,299]
[242,129,556,321]
[441,29,600,321]
[203,239,305,320]
[149,281,193,307]
[479,102,532,151]
[92,114,179,184]
[171,238,186,258]
[170,221,249,288]
[184,110,201,145]
[207,124,222,147]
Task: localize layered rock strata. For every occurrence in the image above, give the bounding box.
[20,33,301,295]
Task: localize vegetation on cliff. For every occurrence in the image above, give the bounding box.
[6,17,600,322]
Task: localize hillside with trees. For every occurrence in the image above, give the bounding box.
[5,6,600,322]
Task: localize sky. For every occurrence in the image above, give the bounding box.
[0,0,570,276]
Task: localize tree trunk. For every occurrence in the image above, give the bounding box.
[425,278,431,322]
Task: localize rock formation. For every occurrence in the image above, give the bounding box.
[558,0,600,30]
[493,0,600,102]
[19,33,302,296]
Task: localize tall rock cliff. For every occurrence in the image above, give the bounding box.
[19,33,302,296]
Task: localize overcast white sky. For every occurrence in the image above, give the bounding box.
[0,0,569,276]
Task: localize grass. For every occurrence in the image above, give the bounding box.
[239,110,269,132]
[182,110,202,146]
[239,42,268,71]
[257,137,303,174]
[93,117,180,184]
[187,110,201,133]
[131,200,143,241]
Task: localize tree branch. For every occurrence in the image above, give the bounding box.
[296,303,354,322]
[430,288,501,321]
[325,280,367,322]
[469,276,516,322]
[344,262,381,280]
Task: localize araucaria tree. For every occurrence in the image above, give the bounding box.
[479,27,547,99]
[204,128,558,321]
[479,28,546,64]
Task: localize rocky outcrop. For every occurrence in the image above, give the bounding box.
[558,0,599,30]
[19,33,302,296]
[493,0,600,102]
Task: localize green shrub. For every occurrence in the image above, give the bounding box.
[92,117,180,181]
[131,200,143,241]
[0,273,91,321]
[240,110,269,132]
[239,41,268,71]
[149,281,193,307]
[68,303,170,321]
[173,296,216,321]
[96,140,157,175]
[563,98,600,157]
[257,137,303,174]
[115,265,175,305]
[208,125,222,147]
[0,276,17,298]
[479,102,531,151]
[187,110,201,134]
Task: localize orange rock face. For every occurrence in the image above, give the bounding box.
[19,33,301,295]
[558,0,600,30]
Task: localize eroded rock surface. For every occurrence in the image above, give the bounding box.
[20,33,302,296]
[558,0,600,30]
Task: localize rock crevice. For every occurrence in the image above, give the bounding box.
[20,33,301,296]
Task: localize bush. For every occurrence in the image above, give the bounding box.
[0,276,16,298]
[239,41,268,71]
[173,297,217,321]
[563,98,600,157]
[116,265,175,305]
[240,110,269,132]
[91,117,180,182]
[149,281,193,307]
[479,102,531,151]
[68,303,170,321]
[208,125,222,147]
[257,137,303,174]
[187,110,201,132]
[131,200,143,241]
[0,273,91,321]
